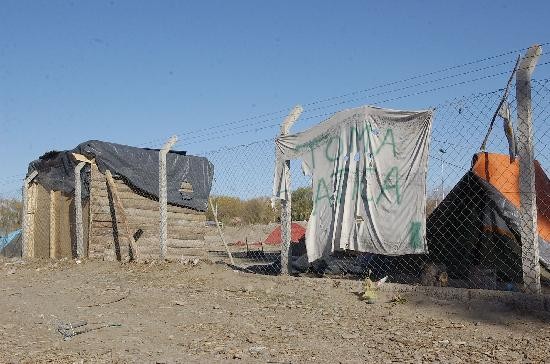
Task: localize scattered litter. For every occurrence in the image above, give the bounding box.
[249,346,267,355]
[342,333,360,339]
[77,290,130,308]
[361,277,378,304]
[376,276,388,287]
[57,321,121,340]
[180,257,200,266]
[389,294,407,304]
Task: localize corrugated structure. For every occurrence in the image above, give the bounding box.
[22,140,214,262]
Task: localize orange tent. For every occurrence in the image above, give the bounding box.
[472,152,550,241]
[426,152,550,282]
[264,223,306,245]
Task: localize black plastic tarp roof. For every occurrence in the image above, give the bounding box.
[27,140,214,212]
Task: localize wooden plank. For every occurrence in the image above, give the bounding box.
[209,198,234,265]
[91,220,204,229]
[57,192,74,258]
[91,226,204,236]
[93,198,205,216]
[88,164,100,258]
[49,190,58,259]
[82,199,90,258]
[34,184,51,259]
[91,171,204,215]
[90,196,203,214]
[74,162,86,258]
[90,207,205,221]
[22,177,37,258]
[105,170,139,261]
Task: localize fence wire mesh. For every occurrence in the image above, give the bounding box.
[203,79,550,293]
[0,62,549,296]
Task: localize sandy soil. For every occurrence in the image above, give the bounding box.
[0,258,549,364]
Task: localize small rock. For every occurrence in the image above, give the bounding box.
[249,346,267,355]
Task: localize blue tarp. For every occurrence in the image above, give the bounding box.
[0,229,21,252]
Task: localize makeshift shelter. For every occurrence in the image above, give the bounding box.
[23,140,214,261]
[0,229,22,258]
[264,223,306,256]
[426,152,550,284]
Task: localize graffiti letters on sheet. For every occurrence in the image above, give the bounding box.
[273,106,434,262]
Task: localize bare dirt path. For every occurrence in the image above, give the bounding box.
[0,258,549,363]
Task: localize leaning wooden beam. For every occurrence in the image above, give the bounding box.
[480,55,521,152]
[159,135,178,261]
[209,198,235,266]
[22,171,38,258]
[74,162,86,258]
[105,170,138,261]
[516,44,543,294]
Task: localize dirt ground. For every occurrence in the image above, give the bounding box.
[0,258,549,364]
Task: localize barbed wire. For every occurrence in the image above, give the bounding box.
[146,57,539,148]
[181,62,550,147]
[137,45,549,148]
[2,48,549,196]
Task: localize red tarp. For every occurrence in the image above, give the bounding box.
[264,223,306,245]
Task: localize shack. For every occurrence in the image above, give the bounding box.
[22,140,214,262]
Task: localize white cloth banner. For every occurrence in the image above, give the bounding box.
[273,106,434,262]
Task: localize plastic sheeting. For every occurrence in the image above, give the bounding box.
[0,229,22,258]
[28,140,214,212]
[273,106,434,262]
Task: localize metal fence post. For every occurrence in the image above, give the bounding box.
[21,171,38,258]
[74,162,86,259]
[516,44,542,294]
[159,135,178,261]
[278,105,303,275]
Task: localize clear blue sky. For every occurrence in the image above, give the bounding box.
[1,1,550,197]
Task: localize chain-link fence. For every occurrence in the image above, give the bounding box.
[203,77,550,294]
[1,48,549,296]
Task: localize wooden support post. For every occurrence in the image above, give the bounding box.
[278,105,303,275]
[516,44,542,294]
[209,198,235,265]
[49,190,58,259]
[22,171,38,258]
[74,162,86,258]
[159,135,178,261]
[105,170,138,261]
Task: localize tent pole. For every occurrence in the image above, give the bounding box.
[516,44,542,295]
[277,105,303,275]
